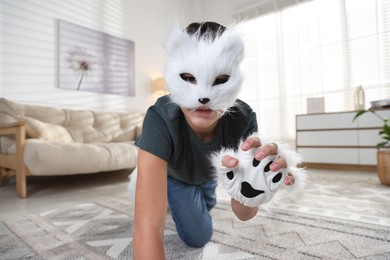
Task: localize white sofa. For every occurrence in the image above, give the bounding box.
[0,98,144,198]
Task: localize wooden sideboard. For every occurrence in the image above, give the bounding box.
[296,109,390,171]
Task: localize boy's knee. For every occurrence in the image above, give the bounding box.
[206,198,217,212]
[180,227,213,248]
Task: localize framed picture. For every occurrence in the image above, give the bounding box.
[57,20,135,96]
[307,97,325,114]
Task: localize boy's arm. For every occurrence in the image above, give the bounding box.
[231,198,258,221]
[133,149,168,260]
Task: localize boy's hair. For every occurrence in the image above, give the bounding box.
[185,22,226,41]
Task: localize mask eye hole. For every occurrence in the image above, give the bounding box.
[212,74,230,86]
[180,73,197,84]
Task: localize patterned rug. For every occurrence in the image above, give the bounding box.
[1,171,390,259]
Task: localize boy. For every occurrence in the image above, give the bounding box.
[132,22,297,259]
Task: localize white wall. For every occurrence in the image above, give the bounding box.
[0,0,277,113]
[199,0,302,24]
[198,0,266,25]
[124,0,197,112]
[0,0,194,112]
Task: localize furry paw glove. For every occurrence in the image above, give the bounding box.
[211,138,305,207]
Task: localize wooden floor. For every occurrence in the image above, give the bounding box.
[0,169,133,221]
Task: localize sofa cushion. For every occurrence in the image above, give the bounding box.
[111,126,137,142]
[8,139,138,176]
[0,98,144,144]
[0,98,23,124]
[64,110,144,143]
[24,103,67,125]
[24,117,74,143]
[64,110,103,143]
[111,113,144,142]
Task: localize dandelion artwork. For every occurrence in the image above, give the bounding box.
[67,47,97,91]
[58,20,135,96]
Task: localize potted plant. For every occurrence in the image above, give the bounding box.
[353,109,390,185]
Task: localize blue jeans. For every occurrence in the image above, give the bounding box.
[167,176,217,248]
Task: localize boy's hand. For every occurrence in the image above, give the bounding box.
[221,135,295,186]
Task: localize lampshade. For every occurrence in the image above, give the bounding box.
[151,77,167,94]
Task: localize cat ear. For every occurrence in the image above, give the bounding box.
[165,28,191,58]
[218,32,245,65]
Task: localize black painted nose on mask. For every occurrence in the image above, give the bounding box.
[198,98,210,104]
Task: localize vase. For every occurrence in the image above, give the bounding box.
[354,85,365,110]
[377,149,390,186]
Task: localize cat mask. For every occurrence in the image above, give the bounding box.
[164,22,245,113]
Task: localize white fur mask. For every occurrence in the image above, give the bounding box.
[164,23,245,112]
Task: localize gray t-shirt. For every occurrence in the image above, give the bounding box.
[135,95,258,185]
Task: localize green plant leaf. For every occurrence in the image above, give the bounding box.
[352,110,369,122]
[383,124,390,134]
[354,109,390,148]
[377,142,389,149]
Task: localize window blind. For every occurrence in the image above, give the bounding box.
[239,0,390,145]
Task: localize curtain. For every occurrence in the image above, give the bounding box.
[238,0,390,147]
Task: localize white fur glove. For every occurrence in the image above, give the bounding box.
[211,137,305,207]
